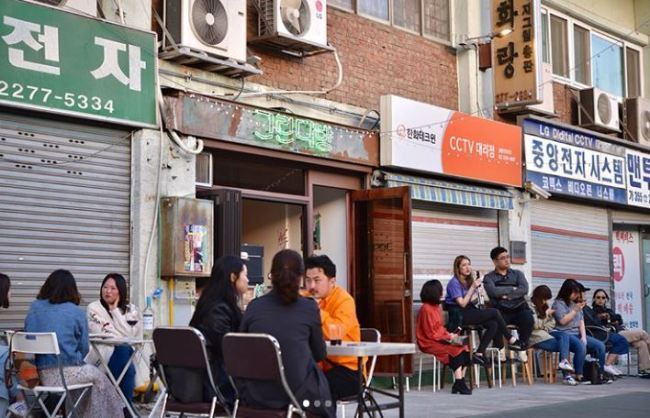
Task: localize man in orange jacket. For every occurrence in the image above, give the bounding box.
[305,255,364,401]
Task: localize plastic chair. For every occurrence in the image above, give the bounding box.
[10,332,92,418]
[337,328,381,417]
[222,333,306,418]
[153,327,230,418]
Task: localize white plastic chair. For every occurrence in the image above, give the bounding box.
[337,328,381,418]
[10,332,92,418]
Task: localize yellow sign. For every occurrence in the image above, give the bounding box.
[492,0,542,109]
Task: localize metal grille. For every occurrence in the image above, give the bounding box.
[0,114,131,329]
[255,0,278,36]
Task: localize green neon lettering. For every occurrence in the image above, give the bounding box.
[253,110,273,141]
[274,114,294,144]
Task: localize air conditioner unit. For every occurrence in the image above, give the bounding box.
[579,87,621,133]
[624,97,650,146]
[34,0,97,16]
[162,0,246,63]
[253,0,329,54]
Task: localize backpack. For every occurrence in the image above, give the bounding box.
[583,359,602,385]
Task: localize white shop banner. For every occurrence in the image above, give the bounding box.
[626,148,650,209]
[612,230,643,329]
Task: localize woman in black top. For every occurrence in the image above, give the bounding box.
[239,249,334,418]
[189,255,249,406]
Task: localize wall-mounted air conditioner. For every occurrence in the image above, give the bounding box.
[35,0,97,16]
[579,87,621,133]
[162,0,246,63]
[624,97,650,146]
[252,0,330,56]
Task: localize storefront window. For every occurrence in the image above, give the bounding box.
[591,33,623,97]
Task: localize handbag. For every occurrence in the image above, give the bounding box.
[4,352,40,389]
[583,359,602,385]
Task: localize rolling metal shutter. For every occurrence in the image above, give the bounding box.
[530,200,610,298]
[412,202,499,301]
[0,114,131,329]
[611,209,650,226]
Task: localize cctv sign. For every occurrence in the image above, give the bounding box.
[523,118,628,205]
[380,95,522,187]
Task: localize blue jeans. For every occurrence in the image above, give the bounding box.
[108,345,136,404]
[567,334,606,374]
[608,332,630,355]
[533,331,571,361]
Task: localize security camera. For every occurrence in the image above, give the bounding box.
[524,181,552,199]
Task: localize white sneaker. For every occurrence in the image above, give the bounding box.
[517,350,528,363]
[563,375,578,386]
[558,359,575,372]
[604,364,622,376]
[8,400,28,417]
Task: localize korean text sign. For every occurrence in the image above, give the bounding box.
[380,95,522,187]
[612,230,643,330]
[626,148,650,209]
[492,0,542,109]
[0,0,157,127]
[523,119,627,204]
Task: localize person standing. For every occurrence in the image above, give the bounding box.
[483,247,534,354]
[304,255,363,402]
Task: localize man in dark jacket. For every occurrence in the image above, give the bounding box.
[483,246,534,352]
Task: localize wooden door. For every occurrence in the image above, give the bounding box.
[349,187,412,375]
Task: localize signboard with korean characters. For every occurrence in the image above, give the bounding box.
[0,0,157,127]
[626,148,650,209]
[612,230,643,330]
[523,118,628,204]
[380,95,522,187]
[492,0,543,109]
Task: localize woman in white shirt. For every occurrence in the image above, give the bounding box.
[87,273,142,405]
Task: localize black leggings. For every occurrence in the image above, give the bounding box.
[448,351,471,371]
[461,305,511,354]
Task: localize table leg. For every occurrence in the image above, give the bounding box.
[398,355,404,418]
[91,343,139,418]
[356,356,363,417]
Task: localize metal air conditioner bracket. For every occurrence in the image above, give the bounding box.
[159,46,263,78]
[249,35,334,58]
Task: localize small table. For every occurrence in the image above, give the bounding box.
[326,341,415,418]
[90,337,163,418]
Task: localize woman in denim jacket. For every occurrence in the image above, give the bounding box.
[24,269,123,417]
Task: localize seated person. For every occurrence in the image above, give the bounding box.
[591,289,650,376]
[240,250,334,418]
[417,279,471,395]
[579,284,629,377]
[304,255,363,401]
[483,247,534,354]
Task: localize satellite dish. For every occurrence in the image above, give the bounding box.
[280,0,310,36]
[191,0,228,46]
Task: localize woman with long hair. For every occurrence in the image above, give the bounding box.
[239,250,334,418]
[417,279,471,394]
[529,285,576,384]
[552,279,606,383]
[0,274,27,416]
[25,269,122,417]
[445,255,520,364]
[87,273,142,405]
[189,255,248,405]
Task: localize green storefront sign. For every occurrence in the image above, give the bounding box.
[0,0,157,128]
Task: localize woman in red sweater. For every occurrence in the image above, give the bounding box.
[416,280,471,395]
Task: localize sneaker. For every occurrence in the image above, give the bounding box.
[508,340,525,351]
[558,359,575,372]
[576,377,592,385]
[8,401,28,417]
[601,374,613,384]
[517,350,528,363]
[604,364,622,376]
[563,375,578,386]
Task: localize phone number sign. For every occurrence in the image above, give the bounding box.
[0,0,157,128]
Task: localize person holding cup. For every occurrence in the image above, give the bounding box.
[304,255,364,402]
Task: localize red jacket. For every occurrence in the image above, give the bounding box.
[416,303,468,364]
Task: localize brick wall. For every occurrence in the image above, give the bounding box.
[552,82,579,125]
[247,7,459,111]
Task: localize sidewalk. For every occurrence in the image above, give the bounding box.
[376,376,650,417]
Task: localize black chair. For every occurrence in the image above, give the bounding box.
[152,327,230,418]
[222,333,306,418]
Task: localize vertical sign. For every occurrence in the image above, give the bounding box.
[626,149,650,208]
[492,0,543,109]
[0,0,157,127]
[612,230,643,329]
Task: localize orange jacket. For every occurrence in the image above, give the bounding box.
[318,286,365,372]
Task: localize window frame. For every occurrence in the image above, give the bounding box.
[328,0,452,45]
[541,6,644,100]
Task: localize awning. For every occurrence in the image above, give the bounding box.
[374,171,514,210]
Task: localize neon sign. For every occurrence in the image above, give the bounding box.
[253,109,333,153]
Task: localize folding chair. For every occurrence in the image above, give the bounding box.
[153,327,230,418]
[338,328,380,417]
[10,332,92,418]
[222,333,306,418]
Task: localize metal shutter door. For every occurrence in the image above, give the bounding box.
[531,200,610,298]
[611,210,650,226]
[411,202,499,300]
[0,115,130,329]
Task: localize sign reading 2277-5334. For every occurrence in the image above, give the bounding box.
[0,0,157,128]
